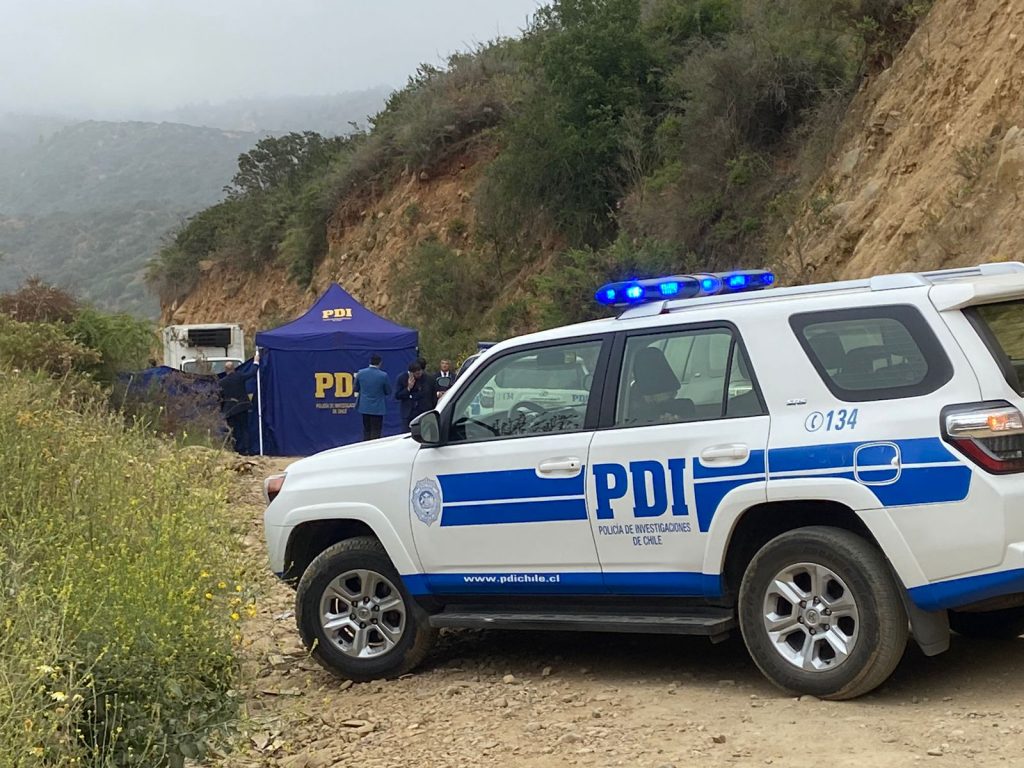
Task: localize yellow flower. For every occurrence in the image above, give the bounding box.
[217,581,227,589]
[50,691,67,702]
[204,592,214,600]
[230,612,240,621]
[200,570,210,578]
[29,747,44,758]
[235,584,243,592]
[245,604,258,618]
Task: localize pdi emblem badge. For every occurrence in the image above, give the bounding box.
[411,477,442,526]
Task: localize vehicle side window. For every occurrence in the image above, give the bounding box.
[615,328,763,427]
[790,305,953,402]
[449,340,602,443]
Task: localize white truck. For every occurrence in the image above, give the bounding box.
[162,323,245,374]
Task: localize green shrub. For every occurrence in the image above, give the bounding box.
[0,314,100,375]
[535,236,696,328]
[478,0,657,248]
[68,307,155,385]
[0,371,242,767]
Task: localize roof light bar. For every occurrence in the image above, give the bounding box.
[595,269,776,306]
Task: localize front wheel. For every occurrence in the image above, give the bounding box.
[738,526,908,700]
[295,537,436,681]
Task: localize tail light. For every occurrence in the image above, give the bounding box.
[264,473,286,504]
[943,402,1024,473]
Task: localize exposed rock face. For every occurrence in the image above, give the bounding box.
[783,0,1024,283]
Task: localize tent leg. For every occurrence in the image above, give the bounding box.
[257,355,265,456]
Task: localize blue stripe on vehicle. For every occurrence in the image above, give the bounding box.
[896,437,959,465]
[603,571,722,597]
[765,466,971,508]
[869,466,972,506]
[694,477,762,532]
[908,568,1024,611]
[768,437,957,475]
[400,571,723,597]
[440,498,588,527]
[768,442,859,473]
[692,450,766,480]
[438,467,585,503]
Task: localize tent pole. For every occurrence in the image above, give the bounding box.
[257,352,264,456]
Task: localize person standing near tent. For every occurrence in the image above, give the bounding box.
[354,353,391,441]
[434,359,455,403]
[396,361,427,430]
[219,359,258,454]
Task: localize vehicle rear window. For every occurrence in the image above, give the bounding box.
[968,299,1024,394]
[790,305,952,402]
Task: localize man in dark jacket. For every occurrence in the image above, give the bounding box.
[218,360,258,454]
[395,361,427,430]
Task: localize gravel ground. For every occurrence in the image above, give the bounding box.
[219,460,1024,768]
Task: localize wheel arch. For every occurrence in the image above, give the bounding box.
[707,498,947,657]
[280,503,421,582]
[714,500,878,602]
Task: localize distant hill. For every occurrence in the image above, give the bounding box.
[0,89,392,317]
[146,88,392,135]
[0,120,260,216]
[0,119,264,316]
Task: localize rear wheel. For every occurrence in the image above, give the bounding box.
[738,526,908,700]
[949,606,1024,639]
[295,537,436,681]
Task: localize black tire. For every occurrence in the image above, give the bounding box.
[295,536,436,681]
[949,606,1024,639]
[738,526,908,700]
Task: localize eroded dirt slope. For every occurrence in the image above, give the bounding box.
[163,147,492,333]
[783,0,1024,283]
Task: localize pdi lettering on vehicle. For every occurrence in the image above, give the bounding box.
[264,262,1024,700]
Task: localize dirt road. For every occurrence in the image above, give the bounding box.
[222,461,1024,768]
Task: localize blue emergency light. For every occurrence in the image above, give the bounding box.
[594,269,776,306]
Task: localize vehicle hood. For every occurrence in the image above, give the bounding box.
[282,433,414,475]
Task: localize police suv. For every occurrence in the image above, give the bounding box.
[264,263,1024,700]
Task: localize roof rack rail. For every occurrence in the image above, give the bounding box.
[921,262,1024,282]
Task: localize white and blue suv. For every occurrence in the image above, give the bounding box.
[263,262,1024,699]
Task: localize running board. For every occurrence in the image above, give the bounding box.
[428,608,736,640]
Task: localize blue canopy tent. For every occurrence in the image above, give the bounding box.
[254,283,418,456]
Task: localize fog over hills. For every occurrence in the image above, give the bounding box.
[0,89,390,316]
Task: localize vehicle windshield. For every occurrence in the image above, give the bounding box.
[495,359,587,390]
[972,299,1024,394]
[182,359,240,375]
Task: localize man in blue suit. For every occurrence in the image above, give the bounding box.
[354,353,391,441]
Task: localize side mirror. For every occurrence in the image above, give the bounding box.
[410,411,442,446]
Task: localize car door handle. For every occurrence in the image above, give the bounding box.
[700,444,749,461]
[537,457,583,474]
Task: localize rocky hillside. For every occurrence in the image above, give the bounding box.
[160,0,1017,358]
[166,144,495,332]
[782,0,1024,280]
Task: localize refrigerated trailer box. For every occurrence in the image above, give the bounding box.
[162,323,245,374]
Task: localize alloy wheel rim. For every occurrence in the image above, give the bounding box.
[319,569,407,658]
[762,562,860,672]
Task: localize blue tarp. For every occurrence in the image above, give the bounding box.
[254,283,418,456]
[119,361,261,453]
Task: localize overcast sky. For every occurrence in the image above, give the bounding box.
[0,0,541,118]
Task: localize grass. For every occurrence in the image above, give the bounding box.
[0,370,249,767]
